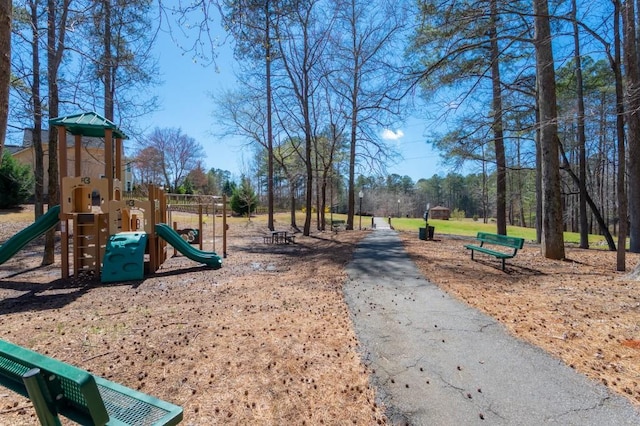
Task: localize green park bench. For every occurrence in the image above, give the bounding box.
[464,232,525,271]
[0,339,183,426]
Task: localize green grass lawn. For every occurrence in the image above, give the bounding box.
[386,217,610,246]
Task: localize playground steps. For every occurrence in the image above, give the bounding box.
[73,213,108,276]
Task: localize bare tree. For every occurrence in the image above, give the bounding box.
[330,0,405,231]
[140,127,205,192]
[274,0,330,236]
[273,137,306,229]
[132,145,164,186]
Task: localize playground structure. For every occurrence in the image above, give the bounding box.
[46,111,224,282]
[165,193,228,256]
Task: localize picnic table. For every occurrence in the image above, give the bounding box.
[263,231,296,244]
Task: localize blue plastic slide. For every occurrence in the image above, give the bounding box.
[0,205,60,265]
[155,223,222,269]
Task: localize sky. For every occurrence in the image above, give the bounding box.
[146,29,445,183]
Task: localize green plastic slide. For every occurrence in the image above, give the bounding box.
[155,223,222,269]
[0,205,60,265]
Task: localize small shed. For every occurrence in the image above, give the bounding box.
[429,205,450,220]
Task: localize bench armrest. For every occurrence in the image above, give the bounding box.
[0,340,183,426]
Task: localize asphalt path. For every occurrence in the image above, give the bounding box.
[344,228,640,425]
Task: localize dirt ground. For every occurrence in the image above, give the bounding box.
[0,211,384,425]
[0,208,639,425]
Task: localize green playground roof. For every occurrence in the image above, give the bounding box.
[49,111,128,139]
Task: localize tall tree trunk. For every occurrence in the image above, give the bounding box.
[516,136,526,228]
[347,115,356,231]
[289,182,297,228]
[320,173,328,231]
[614,0,628,271]
[489,0,506,235]
[30,0,44,219]
[572,0,589,249]
[266,0,274,231]
[623,0,640,252]
[0,0,10,162]
[535,98,542,244]
[44,0,59,265]
[482,154,488,224]
[314,146,321,230]
[534,0,566,259]
[44,0,68,265]
[302,28,313,237]
[103,0,113,120]
[304,131,313,236]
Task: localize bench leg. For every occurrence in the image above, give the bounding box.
[470,250,474,260]
[23,368,62,426]
[502,258,505,271]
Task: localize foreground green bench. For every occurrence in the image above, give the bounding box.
[464,232,525,271]
[0,339,183,425]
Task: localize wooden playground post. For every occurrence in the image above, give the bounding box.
[58,126,68,181]
[211,195,217,252]
[172,221,178,257]
[148,184,158,273]
[105,129,113,199]
[74,134,81,176]
[115,138,122,181]
[60,218,69,279]
[222,194,227,258]
[198,204,203,251]
[160,187,167,265]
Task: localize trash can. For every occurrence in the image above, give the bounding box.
[427,225,435,240]
[419,227,426,240]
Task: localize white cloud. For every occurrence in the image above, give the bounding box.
[381,129,405,140]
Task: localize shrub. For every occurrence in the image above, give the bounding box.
[229,179,258,217]
[0,154,33,209]
[450,208,466,220]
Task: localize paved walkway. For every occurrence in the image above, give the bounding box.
[344,229,640,425]
[372,216,392,230]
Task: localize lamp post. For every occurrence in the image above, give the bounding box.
[359,190,363,230]
[397,199,400,218]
